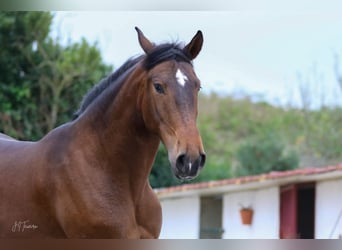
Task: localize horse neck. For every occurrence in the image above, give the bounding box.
[76,66,160,196]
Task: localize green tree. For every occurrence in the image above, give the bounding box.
[0,12,112,140]
[27,37,112,136]
[0,12,52,138]
[235,133,299,176]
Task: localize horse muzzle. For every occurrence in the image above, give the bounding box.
[173,152,206,180]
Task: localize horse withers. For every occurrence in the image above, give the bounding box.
[0,27,206,238]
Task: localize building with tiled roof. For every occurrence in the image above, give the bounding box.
[156,163,342,239]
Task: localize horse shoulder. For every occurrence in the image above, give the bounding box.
[136,182,162,238]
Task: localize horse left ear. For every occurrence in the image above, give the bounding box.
[135,27,155,54]
[184,30,203,60]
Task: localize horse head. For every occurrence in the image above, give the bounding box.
[136,27,206,180]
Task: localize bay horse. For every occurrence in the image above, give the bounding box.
[0,27,205,238]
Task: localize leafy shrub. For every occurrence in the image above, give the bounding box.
[235,133,299,176]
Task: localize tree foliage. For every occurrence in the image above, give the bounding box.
[0,12,112,140]
[0,12,52,138]
[235,132,299,176]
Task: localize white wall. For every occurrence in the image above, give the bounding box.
[159,196,200,239]
[222,186,279,239]
[316,178,342,239]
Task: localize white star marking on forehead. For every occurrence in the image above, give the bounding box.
[176,69,188,87]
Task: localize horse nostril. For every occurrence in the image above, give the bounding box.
[174,153,205,179]
[176,154,186,169]
[200,153,206,167]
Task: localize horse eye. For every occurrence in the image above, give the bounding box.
[153,83,165,94]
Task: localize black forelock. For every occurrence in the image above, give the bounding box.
[143,43,192,70]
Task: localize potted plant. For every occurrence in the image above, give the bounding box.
[239,204,254,225]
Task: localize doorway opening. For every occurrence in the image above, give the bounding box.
[199,196,224,239]
[280,183,315,239]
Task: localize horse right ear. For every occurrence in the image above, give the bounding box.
[135,27,155,54]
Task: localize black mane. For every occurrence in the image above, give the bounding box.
[73,43,192,120]
[72,56,142,120]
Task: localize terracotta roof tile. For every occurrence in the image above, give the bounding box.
[155,163,342,196]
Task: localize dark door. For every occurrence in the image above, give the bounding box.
[280,183,315,239]
[297,183,315,238]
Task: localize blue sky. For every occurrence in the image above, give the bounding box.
[52,11,342,108]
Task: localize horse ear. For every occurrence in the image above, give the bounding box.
[135,27,155,54]
[184,30,203,60]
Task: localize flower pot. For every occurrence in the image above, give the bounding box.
[240,208,253,225]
